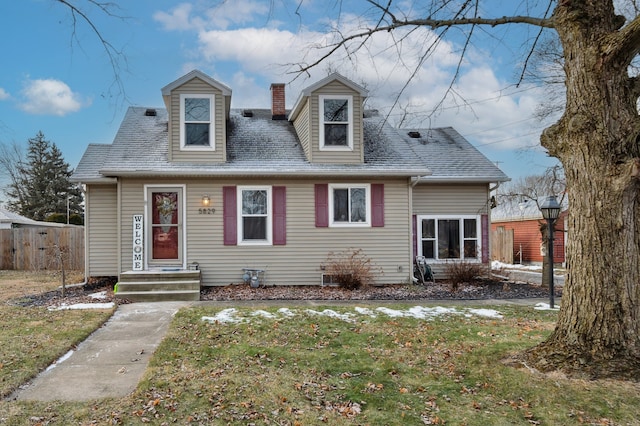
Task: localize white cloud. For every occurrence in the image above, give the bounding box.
[154,4,548,152]
[19,79,87,116]
[154,1,269,31]
[0,88,9,100]
[153,3,197,31]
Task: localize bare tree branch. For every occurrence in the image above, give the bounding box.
[55,0,129,103]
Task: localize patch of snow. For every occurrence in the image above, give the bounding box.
[466,308,503,319]
[45,349,74,371]
[89,291,107,299]
[305,309,355,323]
[492,260,542,272]
[200,305,516,325]
[277,308,295,317]
[354,307,376,317]
[251,309,277,319]
[202,308,243,324]
[534,302,560,311]
[375,306,459,319]
[49,302,115,311]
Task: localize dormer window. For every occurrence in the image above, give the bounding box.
[319,95,353,150]
[180,94,215,150]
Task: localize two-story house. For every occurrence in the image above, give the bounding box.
[72,70,509,301]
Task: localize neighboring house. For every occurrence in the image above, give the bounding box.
[491,197,567,266]
[0,207,74,229]
[71,70,508,301]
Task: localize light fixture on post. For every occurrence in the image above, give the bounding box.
[201,194,211,207]
[540,195,561,309]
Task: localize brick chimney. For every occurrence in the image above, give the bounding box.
[270,83,286,120]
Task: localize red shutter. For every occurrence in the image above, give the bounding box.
[481,214,489,263]
[412,215,417,258]
[371,184,384,227]
[223,186,237,246]
[272,186,286,245]
[315,184,329,227]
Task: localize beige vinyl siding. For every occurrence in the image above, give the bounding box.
[119,180,144,275]
[167,77,226,163]
[311,80,364,164]
[292,98,312,160]
[86,184,118,276]
[117,178,412,286]
[412,183,490,215]
[412,183,491,277]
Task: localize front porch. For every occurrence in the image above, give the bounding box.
[115,269,201,302]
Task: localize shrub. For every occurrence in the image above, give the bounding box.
[444,260,485,292]
[323,248,382,290]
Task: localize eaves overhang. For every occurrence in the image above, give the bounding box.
[412,175,511,184]
[70,176,118,184]
[98,168,431,179]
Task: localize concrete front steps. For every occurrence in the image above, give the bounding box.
[115,270,201,302]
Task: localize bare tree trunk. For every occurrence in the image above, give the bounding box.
[522,2,640,379]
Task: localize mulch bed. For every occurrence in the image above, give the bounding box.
[200,279,560,301]
[8,277,561,308]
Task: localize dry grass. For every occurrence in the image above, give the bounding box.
[0,270,112,400]
[0,270,84,303]
[3,303,640,425]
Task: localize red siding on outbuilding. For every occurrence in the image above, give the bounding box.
[491,212,565,264]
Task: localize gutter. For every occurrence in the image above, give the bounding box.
[97,168,431,178]
[415,176,510,184]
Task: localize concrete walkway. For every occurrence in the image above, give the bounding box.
[10,297,557,402]
[11,302,191,402]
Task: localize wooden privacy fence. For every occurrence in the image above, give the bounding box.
[491,227,514,264]
[0,227,84,271]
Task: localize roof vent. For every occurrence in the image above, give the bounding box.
[145,109,157,117]
[408,131,421,138]
[242,109,254,117]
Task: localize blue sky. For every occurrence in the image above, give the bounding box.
[0,0,560,193]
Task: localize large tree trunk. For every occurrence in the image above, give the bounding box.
[522,1,640,379]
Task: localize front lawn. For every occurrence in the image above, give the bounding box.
[2,303,639,425]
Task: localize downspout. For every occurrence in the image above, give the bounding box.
[409,176,422,282]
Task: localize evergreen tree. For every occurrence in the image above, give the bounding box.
[5,131,83,222]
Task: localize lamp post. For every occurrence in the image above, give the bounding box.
[540,195,561,308]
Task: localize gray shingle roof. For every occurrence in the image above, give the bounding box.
[400,127,509,183]
[72,107,507,183]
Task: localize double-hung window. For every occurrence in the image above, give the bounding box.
[319,95,353,150]
[180,94,215,150]
[418,216,479,260]
[329,184,370,226]
[238,186,272,245]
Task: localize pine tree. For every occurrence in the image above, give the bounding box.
[5,131,83,222]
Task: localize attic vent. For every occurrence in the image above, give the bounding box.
[242,110,254,117]
[408,131,421,138]
[145,109,157,117]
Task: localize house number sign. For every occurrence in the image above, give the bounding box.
[198,208,216,215]
[133,214,143,271]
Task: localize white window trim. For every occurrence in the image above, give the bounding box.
[237,186,272,246]
[328,183,371,227]
[319,95,353,151]
[416,215,481,262]
[180,93,215,151]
